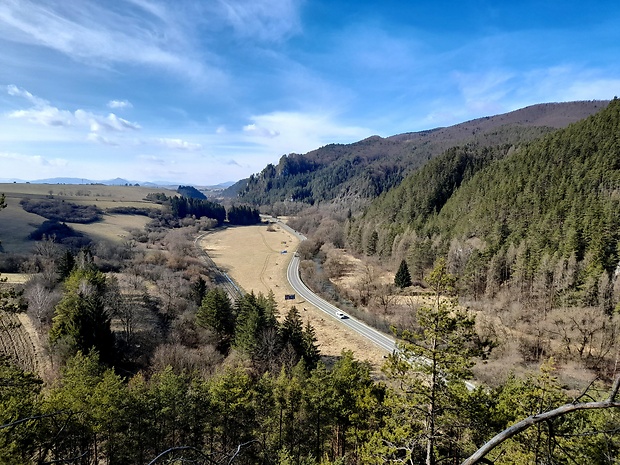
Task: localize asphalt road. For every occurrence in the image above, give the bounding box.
[278,221,397,354]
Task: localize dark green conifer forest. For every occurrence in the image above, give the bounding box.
[353,98,620,308]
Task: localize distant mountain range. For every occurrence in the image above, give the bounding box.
[0,177,236,190]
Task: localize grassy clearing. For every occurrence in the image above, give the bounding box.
[0,183,168,253]
[0,183,173,200]
[0,196,46,253]
[0,273,29,284]
[71,213,152,244]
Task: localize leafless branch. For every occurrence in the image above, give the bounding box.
[1,411,68,430]
[571,376,599,404]
[147,440,259,465]
[224,440,259,465]
[40,450,89,464]
[462,375,620,465]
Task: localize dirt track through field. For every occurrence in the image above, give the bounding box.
[199,224,387,369]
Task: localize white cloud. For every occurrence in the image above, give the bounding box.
[156,138,202,151]
[0,0,217,82]
[86,113,141,132]
[5,85,77,126]
[243,123,280,138]
[138,154,169,165]
[565,79,620,100]
[86,133,118,146]
[6,84,47,106]
[107,99,132,109]
[0,151,68,167]
[9,106,75,127]
[453,70,515,114]
[6,85,141,136]
[241,111,370,156]
[523,67,620,102]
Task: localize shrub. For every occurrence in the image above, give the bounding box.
[21,198,102,223]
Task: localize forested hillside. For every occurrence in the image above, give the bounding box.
[353,98,620,307]
[228,101,607,210]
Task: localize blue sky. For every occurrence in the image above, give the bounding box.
[1,0,619,185]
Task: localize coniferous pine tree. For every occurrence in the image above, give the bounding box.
[50,267,115,364]
[197,288,235,351]
[394,259,412,288]
[382,259,482,465]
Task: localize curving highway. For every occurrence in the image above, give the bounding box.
[278,220,397,354]
[278,219,476,390]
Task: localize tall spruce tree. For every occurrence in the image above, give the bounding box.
[197,288,235,351]
[281,306,304,355]
[394,259,412,288]
[302,320,321,368]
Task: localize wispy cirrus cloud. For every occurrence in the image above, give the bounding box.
[0,0,214,82]
[215,0,303,41]
[0,0,304,84]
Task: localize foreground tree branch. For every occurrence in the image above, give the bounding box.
[462,375,620,465]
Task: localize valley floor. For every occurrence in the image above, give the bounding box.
[198,223,388,370]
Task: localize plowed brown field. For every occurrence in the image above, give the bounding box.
[0,310,39,373]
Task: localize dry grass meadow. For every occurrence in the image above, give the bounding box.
[0,183,168,253]
[199,223,388,369]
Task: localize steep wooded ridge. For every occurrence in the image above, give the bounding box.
[353,98,620,305]
[228,101,607,207]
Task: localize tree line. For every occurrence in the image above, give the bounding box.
[144,192,261,226]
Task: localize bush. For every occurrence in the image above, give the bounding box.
[28,220,90,249]
[21,198,102,223]
[105,206,156,216]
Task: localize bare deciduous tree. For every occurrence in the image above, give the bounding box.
[374,283,397,314]
[25,278,60,330]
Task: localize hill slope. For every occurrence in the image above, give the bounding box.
[352,98,620,306]
[228,101,607,208]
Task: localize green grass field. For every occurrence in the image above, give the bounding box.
[0,183,171,253]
